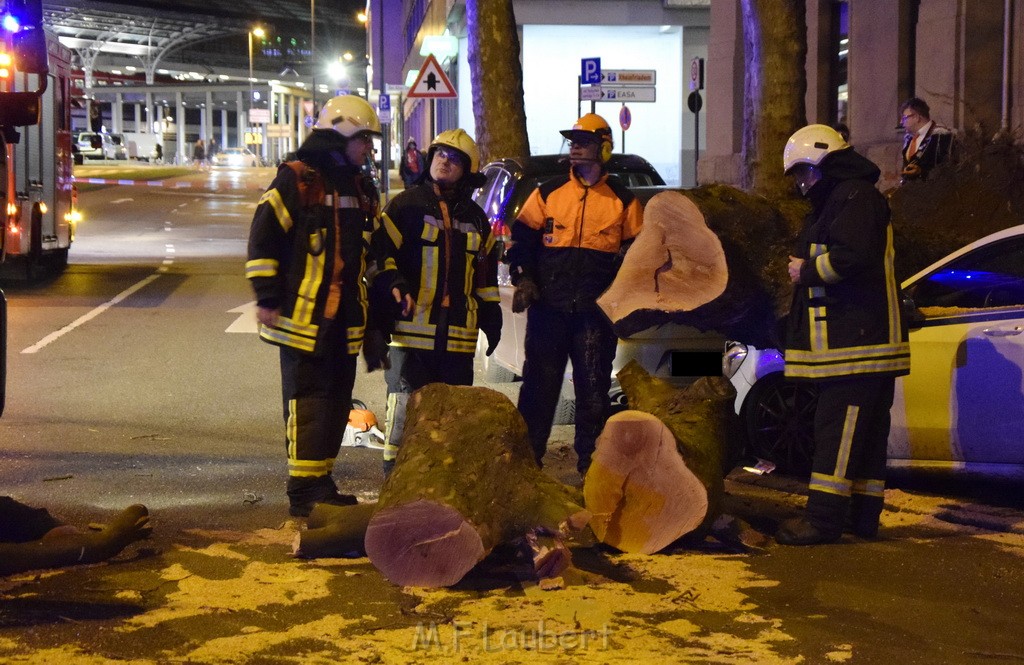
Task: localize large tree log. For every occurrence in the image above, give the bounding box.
[599,187,803,347]
[612,361,736,538]
[584,411,709,554]
[293,502,376,559]
[364,384,589,588]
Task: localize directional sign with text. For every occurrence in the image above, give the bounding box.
[599,86,656,103]
[601,69,656,86]
[406,54,457,99]
[580,85,603,101]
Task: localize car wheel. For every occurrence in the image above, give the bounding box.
[608,390,629,415]
[483,355,517,383]
[741,372,817,476]
[553,395,575,426]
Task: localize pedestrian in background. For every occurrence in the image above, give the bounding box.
[193,138,206,169]
[776,124,910,545]
[899,97,953,183]
[373,129,501,477]
[246,95,388,517]
[506,114,643,477]
[399,139,426,189]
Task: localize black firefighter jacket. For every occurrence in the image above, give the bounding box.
[375,181,501,354]
[246,136,379,355]
[507,169,643,313]
[785,148,911,381]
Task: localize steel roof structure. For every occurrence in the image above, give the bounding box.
[44,0,367,88]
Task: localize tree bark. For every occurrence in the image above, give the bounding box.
[466,0,530,165]
[598,187,805,348]
[363,384,589,588]
[584,411,710,554]
[613,362,736,538]
[740,0,807,198]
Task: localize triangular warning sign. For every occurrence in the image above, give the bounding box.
[406,54,458,99]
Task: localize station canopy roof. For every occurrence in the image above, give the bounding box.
[44,0,367,94]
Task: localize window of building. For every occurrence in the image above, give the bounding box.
[830,1,849,126]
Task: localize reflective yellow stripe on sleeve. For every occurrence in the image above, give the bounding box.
[245,258,278,278]
[258,188,294,232]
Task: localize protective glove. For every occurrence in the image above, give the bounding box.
[511,278,540,313]
[362,329,391,372]
[482,326,501,356]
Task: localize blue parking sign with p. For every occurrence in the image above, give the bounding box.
[582,57,601,85]
[378,94,391,112]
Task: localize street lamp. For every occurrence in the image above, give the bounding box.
[248,26,264,152]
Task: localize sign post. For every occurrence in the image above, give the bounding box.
[580,57,601,114]
[378,94,392,201]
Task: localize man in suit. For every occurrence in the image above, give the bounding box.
[899,97,954,183]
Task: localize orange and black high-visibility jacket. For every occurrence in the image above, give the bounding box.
[508,169,643,312]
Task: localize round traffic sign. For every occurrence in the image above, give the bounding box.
[619,105,632,131]
[687,91,703,114]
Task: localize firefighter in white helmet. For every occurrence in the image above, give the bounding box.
[246,94,393,517]
[776,124,910,545]
[371,128,501,476]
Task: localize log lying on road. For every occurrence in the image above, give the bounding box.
[584,410,709,554]
[363,384,590,588]
[612,361,736,539]
[293,502,376,559]
[598,186,802,348]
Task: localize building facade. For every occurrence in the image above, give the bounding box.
[703,0,1024,190]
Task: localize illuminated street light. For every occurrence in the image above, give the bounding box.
[248,26,265,149]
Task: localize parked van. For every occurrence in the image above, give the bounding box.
[76,132,127,160]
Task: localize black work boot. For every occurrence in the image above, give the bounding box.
[287,476,358,517]
[775,517,842,546]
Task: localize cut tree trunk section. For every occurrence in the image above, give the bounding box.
[363,383,589,588]
[599,187,802,348]
[584,410,709,554]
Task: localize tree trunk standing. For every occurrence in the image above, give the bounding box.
[466,0,530,165]
[363,384,589,588]
[740,0,807,197]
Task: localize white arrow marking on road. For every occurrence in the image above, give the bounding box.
[226,301,260,333]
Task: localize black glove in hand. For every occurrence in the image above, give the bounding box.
[362,329,391,372]
[483,327,501,356]
[511,278,540,313]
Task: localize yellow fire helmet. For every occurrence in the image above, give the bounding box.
[428,128,480,173]
[316,94,382,138]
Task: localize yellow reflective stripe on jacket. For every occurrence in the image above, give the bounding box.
[259,188,294,233]
[809,305,828,351]
[476,285,499,302]
[883,225,902,345]
[245,258,278,278]
[815,253,841,283]
[292,236,326,325]
[381,211,403,249]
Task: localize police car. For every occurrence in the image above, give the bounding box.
[725,224,1024,475]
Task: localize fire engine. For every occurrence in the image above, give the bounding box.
[1,0,79,414]
[0,0,79,279]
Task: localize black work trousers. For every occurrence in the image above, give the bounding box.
[805,375,896,536]
[278,321,358,506]
[518,301,618,474]
[382,345,475,475]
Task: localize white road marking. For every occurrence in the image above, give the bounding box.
[109,198,134,204]
[21,274,162,354]
[226,301,259,333]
